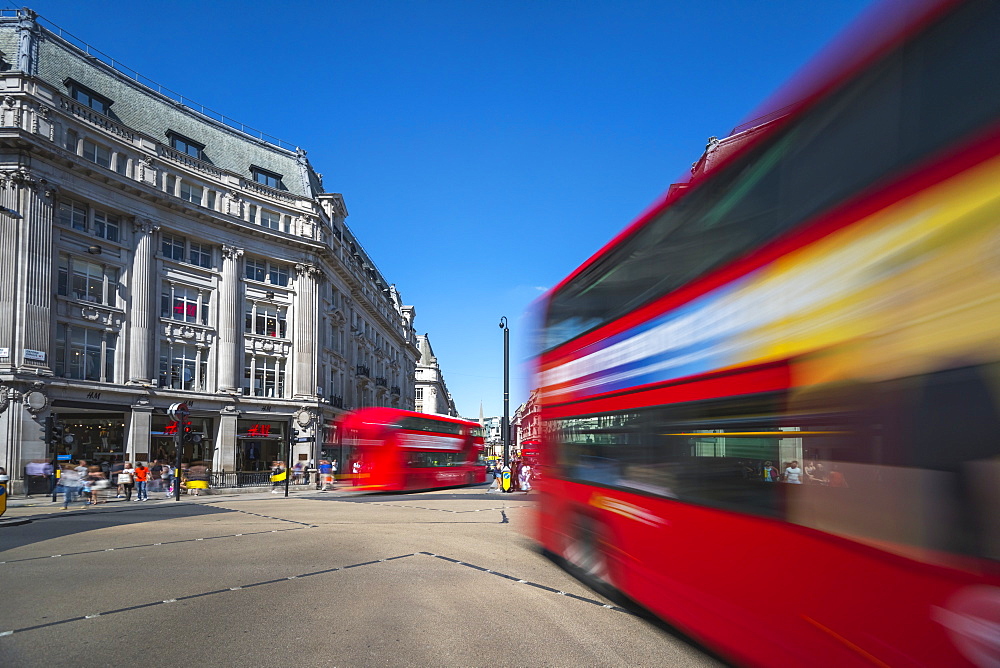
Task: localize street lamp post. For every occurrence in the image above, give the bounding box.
[499,316,510,468]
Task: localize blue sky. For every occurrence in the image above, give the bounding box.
[25,0,870,417]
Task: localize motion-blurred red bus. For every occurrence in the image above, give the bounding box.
[534,1,1000,665]
[340,408,486,491]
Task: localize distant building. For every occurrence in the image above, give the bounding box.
[0,8,419,489]
[512,389,541,449]
[414,334,457,416]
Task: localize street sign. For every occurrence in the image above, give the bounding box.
[294,437,315,443]
[167,402,190,421]
[57,454,72,461]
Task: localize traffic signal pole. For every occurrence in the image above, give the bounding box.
[173,428,182,501]
[285,429,292,498]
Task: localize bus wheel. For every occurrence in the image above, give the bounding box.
[565,514,614,594]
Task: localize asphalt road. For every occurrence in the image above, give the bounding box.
[0,485,721,667]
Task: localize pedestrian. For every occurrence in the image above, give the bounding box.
[271,461,285,493]
[293,460,304,485]
[318,459,333,491]
[86,466,109,505]
[57,464,82,509]
[150,460,163,493]
[519,462,533,493]
[162,462,175,499]
[762,461,779,482]
[25,459,47,498]
[111,459,125,498]
[134,461,150,500]
[117,462,135,500]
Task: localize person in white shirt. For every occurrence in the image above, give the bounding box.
[784,461,803,484]
[118,463,136,501]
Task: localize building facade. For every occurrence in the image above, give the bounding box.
[414,334,458,417]
[0,9,418,489]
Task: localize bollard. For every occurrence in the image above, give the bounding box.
[500,465,512,493]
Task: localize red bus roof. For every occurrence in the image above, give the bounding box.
[545,0,960,305]
[340,407,480,431]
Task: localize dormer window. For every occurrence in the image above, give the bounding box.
[167,131,205,160]
[65,79,112,115]
[251,166,283,190]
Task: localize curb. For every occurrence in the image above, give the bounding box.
[0,517,33,527]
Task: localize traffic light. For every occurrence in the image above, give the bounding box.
[182,421,202,444]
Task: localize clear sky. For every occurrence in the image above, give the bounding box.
[23,0,871,418]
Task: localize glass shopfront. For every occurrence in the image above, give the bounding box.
[237,419,287,472]
[56,414,126,465]
[150,415,215,465]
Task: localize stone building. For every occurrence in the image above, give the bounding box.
[414,334,458,417]
[0,9,418,489]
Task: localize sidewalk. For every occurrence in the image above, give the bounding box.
[1,483,343,522]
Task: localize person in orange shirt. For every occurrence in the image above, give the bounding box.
[133,462,151,501]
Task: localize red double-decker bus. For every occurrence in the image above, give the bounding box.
[340,408,485,492]
[535,1,1000,665]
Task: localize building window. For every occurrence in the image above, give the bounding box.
[260,209,281,230]
[161,233,185,261]
[179,181,204,205]
[67,81,112,115]
[58,198,122,243]
[82,139,111,168]
[161,284,210,325]
[245,301,287,338]
[113,152,129,176]
[57,253,119,305]
[58,198,88,231]
[167,132,205,160]
[54,323,117,382]
[93,210,120,243]
[161,233,213,269]
[159,342,207,391]
[189,242,212,269]
[244,257,289,286]
[244,354,285,398]
[416,388,423,401]
[270,264,289,287]
[251,167,283,189]
[64,128,78,152]
[245,257,266,282]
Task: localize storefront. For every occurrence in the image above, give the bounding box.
[150,415,215,465]
[55,413,127,465]
[236,419,287,472]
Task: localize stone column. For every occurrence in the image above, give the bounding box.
[0,169,55,376]
[126,404,153,463]
[293,263,319,399]
[218,245,244,393]
[128,219,158,384]
[217,409,239,472]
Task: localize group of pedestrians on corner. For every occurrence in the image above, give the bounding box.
[488,460,533,493]
[271,459,337,492]
[54,459,172,509]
